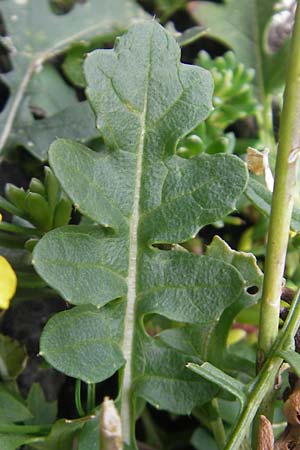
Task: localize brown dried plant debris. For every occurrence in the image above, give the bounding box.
[258,379,300,450]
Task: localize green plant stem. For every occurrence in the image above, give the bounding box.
[225,289,300,450]
[192,407,214,431]
[0,423,51,435]
[193,400,226,449]
[75,379,85,417]
[87,382,96,413]
[209,398,226,450]
[257,94,275,154]
[257,0,300,371]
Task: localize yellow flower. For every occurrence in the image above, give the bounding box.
[0,256,17,309]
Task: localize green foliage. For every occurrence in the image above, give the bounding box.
[0,0,147,157]
[26,384,57,426]
[0,1,299,449]
[198,51,257,129]
[188,0,290,97]
[0,335,27,381]
[3,167,71,232]
[191,428,218,450]
[0,384,32,423]
[245,177,300,231]
[33,21,248,447]
[160,236,263,374]
[0,434,39,450]
[178,51,257,157]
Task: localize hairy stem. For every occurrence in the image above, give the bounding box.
[257,0,300,371]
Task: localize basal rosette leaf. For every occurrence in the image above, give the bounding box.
[33,22,248,446]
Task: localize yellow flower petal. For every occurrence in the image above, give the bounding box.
[0,256,17,309]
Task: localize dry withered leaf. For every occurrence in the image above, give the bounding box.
[283,380,300,426]
[257,415,275,450]
[100,397,122,450]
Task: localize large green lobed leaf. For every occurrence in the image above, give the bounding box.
[33,21,248,446]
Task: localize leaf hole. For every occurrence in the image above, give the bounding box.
[0,12,13,73]
[0,79,10,113]
[49,0,87,15]
[246,285,259,295]
[143,314,175,338]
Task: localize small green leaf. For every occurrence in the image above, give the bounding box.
[177,26,207,48]
[191,428,218,450]
[62,43,90,88]
[154,0,187,18]
[0,384,33,423]
[0,434,38,450]
[29,179,46,197]
[30,417,87,450]
[278,350,300,378]
[0,335,27,381]
[16,102,99,161]
[78,417,99,450]
[25,193,52,231]
[188,0,290,95]
[5,185,26,212]
[134,340,218,415]
[26,384,57,426]
[29,63,77,117]
[53,196,72,228]
[187,362,247,408]
[245,177,300,231]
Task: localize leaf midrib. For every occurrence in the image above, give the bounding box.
[120,26,154,445]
